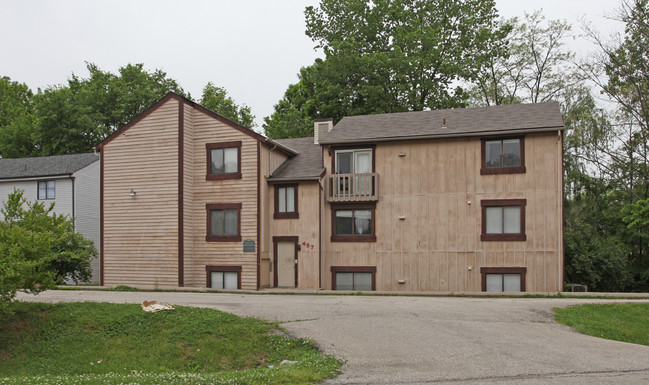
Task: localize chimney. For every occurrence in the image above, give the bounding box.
[314,118,334,144]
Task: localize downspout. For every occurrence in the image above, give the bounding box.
[71,176,76,228]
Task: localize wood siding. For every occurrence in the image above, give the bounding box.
[322,132,563,292]
[102,98,179,287]
[259,146,290,287]
[269,182,321,288]
[182,107,260,290]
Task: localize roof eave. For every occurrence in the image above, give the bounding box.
[0,173,74,182]
[266,176,323,183]
[262,139,298,156]
[319,126,565,145]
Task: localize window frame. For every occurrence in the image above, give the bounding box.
[480,267,526,292]
[331,203,377,242]
[37,180,55,200]
[206,203,242,242]
[205,265,242,289]
[331,266,376,291]
[206,141,242,180]
[481,199,526,241]
[331,145,376,174]
[480,136,526,175]
[274,184,299,219]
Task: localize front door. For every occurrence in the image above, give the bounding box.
[276,241,296,287]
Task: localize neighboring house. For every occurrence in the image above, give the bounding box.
[0,153,101,284]
[98,93,564,293]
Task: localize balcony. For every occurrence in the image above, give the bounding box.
[326,173,379,202]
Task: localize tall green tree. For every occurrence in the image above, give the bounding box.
[0,189,95,313]
[0,77,38,158]
[566,0,649,290]
[469,11,580,107]
[264,0,510,138]
[0,63,187,157]
[200,82,255,129]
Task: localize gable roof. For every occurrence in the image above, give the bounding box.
[95,92,296,156]
[319,102,564,145]
[0,153,99,180]
[267,137,324,182]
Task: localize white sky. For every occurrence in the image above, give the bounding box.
[0,0,624,130]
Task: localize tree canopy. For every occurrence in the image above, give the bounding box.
[264,0,510,138]
[0,64,257,157]
[200,82,255,129]
[0,63,187,157]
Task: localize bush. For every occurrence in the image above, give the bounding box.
[0,189,95,313]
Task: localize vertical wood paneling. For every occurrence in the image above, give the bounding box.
[103,98,179,287]
[184,108,260,290]
[322,133,563,292]
[268,182,321,288]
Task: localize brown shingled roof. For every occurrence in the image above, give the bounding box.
[267,137,324,182]
[319,102,564,144]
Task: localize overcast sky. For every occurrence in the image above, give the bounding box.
[1,0,624,130]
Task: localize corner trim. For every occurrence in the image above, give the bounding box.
[178,99,184,287]
[100,148,104,286]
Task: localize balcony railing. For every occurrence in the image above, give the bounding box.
[326,173,379,202]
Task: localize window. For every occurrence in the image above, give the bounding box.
[206,203,242,242]
[274,184,298,219]
[331,203,376,242]
[333,148,374,197]
[331,266,376,291]
[206,141,241,180]
[481,267,526,292]
[481,199,526,241]
[206,266,241,289]
[481,137,525,174]
[38,180,55,200]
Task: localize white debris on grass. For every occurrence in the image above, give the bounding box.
[141,300,174,312]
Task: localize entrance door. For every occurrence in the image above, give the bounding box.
[275,241,296,287]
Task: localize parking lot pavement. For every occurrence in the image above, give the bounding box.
[16,290,649,384]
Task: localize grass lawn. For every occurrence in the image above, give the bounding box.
[0,301,341,385]
[554,303,649,346]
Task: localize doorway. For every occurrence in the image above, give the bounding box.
[273,236,298,288]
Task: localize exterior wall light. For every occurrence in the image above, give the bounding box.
[130,189,136,197]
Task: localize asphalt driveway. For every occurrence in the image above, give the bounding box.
[15,290,649,384]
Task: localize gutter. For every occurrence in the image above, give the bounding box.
[263,139,298,156]
[0,174,73,182]
[267,176,323,183]
[319,126,565,145]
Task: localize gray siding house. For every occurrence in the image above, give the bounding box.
[0,153,101,283]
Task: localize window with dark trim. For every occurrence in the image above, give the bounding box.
[206,203,242,242]
[481,199,526,241]
[206,141,242,180]
[331,203,376,242]
[206,265,242,289]
[274,184,298,219]
[38,180,55,200]
[480,267,526,292]
[331,266,376,291]
[481,137,526,175]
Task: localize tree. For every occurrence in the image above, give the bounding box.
[0,189,95,313]
[200,82,255,129]
[0,63,187,157]
[575,0,649,290]
[469,11,580,107]
[0,77,38,158]
[264,0,510,138]
[263,64,324,139]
